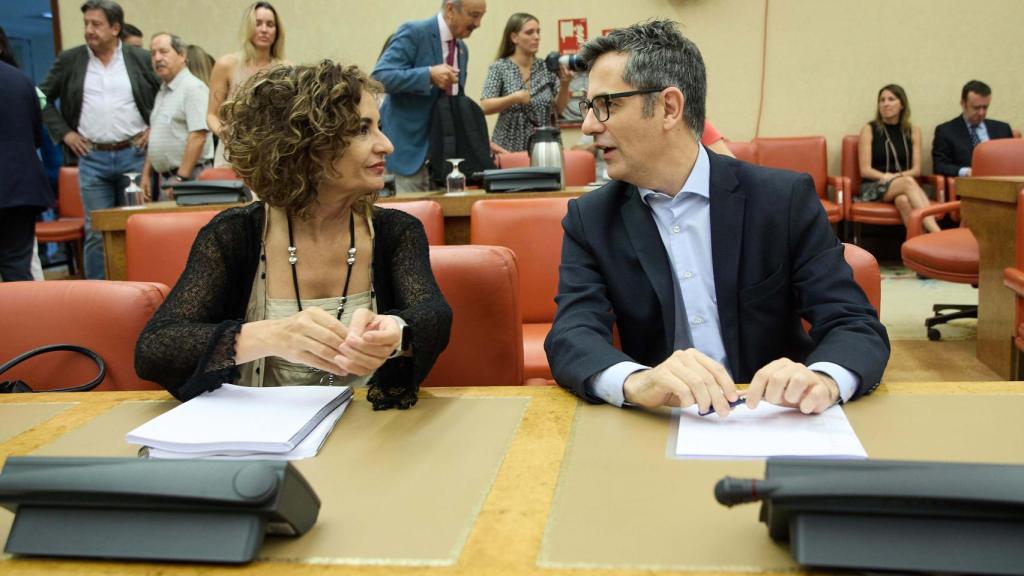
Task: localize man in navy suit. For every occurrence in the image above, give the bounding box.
[544,20,888,417]
[373,0,486,193]
[932,80,1014,177]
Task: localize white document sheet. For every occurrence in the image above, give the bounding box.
[126,383,352,454]
[143,400,350,460]
[675,403,867,459]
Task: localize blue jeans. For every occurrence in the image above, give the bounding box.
[77,146,146,279]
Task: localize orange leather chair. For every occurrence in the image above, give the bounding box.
[380,200,445,245]
[125,211,219,289]
[946,131,1023,201]
[1002,188,1024,378]
[420,245,524,387]
[563,149,596,186]
[0,280,168,391]
[197,167,241,180]
[495,151,529,169]
[35,167,85,276]
[495,150,595,186]
[843,243,881,314]
[755,136,846,224]
[724,140,757,164]
[841,135,946,243]
[903,138,1024,339]
[470,198,569,380]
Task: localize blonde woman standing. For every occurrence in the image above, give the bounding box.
[207,1,285,167]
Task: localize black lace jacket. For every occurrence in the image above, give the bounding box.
[135,202,452,410]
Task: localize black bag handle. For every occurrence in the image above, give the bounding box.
[0,344,106,393]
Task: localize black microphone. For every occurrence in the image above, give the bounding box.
[714,476,779,507]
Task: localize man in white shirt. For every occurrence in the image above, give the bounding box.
[545,20,889,417]
[38,0,159,279]
[141,32,213,202]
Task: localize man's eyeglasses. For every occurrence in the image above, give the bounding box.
[578,88,665,122]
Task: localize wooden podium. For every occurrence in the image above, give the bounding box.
[956,176,1024,379]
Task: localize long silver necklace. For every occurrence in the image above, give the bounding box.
[287,211,356,386]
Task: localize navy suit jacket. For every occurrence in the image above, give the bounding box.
[0,62,53,211]
[372,15,469,176]
[544,150,889,404]
[932,115,1013,176]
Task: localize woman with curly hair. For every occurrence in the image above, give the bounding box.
[207,1,286,168]
[136,60,452,411]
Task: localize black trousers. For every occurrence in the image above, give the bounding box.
[0,206,38,282]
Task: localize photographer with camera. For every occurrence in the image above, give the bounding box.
[480,13,570,154]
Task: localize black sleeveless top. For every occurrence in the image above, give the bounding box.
[867,123,912,179]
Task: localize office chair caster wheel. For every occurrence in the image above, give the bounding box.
[927,327,941,341]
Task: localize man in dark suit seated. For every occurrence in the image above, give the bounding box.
[932,80,1014,178]
[544,20,889,417]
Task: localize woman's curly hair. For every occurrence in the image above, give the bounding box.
[221,60,382,219]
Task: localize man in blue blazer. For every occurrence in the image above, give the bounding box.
[932,80,1014,177]
[544,21,889,417]
[373,0,486,193]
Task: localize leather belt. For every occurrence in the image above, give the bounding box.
[91,138,135,152]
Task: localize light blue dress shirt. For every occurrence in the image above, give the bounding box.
[588,146,858,406]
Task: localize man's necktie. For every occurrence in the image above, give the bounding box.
[445,39,457,96]
[969,123,981,149]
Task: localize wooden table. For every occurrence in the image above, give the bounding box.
[2,382,1023,575]
[90,188,588,281]
[956,177,1024,379]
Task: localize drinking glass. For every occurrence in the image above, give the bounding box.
[446,158,466,194]
[123,172,144,207]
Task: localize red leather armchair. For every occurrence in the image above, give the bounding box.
[1003,188,1024,378]
[755,136,846,224]
[35,167,85,276]
[724,140,757,164]
[841,135,946,242]
[946,131,1024,201]
[470,198,570,380]
[494,151,529,169]
[125,211,219,289]
[420,245,524,387]
[381,200,445,245]
[0,280,169,391]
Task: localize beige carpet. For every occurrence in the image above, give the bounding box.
[879,265,1003,383]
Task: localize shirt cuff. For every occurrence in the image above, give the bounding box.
[586,361,649,407]
[958,167,971,177]
[808,361,858,404]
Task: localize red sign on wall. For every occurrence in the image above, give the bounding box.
[601,28,615,37]
[557,18,588,54]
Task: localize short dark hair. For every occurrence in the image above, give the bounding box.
[961,80,991,101]
[579,19,706,138]
[80,0,125,37]
[122,23,142,38]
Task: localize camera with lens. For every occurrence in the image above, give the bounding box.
[544,52,587,74]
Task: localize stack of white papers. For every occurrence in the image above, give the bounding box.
[675,403,867,459]
[126,384,353,460]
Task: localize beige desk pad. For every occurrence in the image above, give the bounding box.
[540,394,1024,571]
[0,403,75,445]
[5,396,529,566]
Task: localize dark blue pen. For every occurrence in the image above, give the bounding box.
[698,396,747,417]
